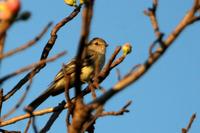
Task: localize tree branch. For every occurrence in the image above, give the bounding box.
[0,22,52,60]
[89,0,200,112]
[2,5,81,102]
[182,113,196,133]
[0,51,66,84]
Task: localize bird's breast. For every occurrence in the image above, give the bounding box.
[80,66,94,82]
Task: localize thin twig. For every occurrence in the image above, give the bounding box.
[66,106,73,128]
[99,100,132,117]
[0,34,5,55]
[0,20,11,39]
[83,101,130,132]
[0,33,6,66]
[116,68,121,81]
[182,113,196,133]
[89,0,200,110]
[148,33,164,56]
[40,101,66,133]
[0,51,66,84]
[110,55,126,69]
[0,22,52,60]
[98,86,106,94]
[62,64,72,105]
[69,1,95,132]
[74,46,127,101]
[143,0,165,56]
[0,89,3,117]
[0,99,73,127]
[124,64,141,78]
[0,45,127,126]
[69,100,92,133]
[0,33,6,57]
[32,115,38,133]
[0,74,33,121]
[74,2,94,97]
[2,5,81,102]
[82,106,103,132]
[62,64,73,128]
[24,118,32,133]
[89,83,97,99]
[144,0,161,38]
[97,46,121,82]
[0,128,20,133]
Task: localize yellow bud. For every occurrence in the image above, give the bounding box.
[80,0,85,4]
[122,43,132,56]
[64,0,76,6]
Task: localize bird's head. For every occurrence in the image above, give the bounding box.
[87,37,108,55]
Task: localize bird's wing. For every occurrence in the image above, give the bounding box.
[52,52,96,84]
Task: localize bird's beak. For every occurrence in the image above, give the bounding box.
[105,43,109,47]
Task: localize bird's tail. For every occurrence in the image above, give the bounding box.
[26,87,53,111]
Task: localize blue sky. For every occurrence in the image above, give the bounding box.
[1,0,200,132]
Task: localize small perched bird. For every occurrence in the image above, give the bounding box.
[27,38,108,111]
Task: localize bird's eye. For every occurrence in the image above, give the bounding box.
[95,42,98,45]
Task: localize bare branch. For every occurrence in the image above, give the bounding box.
[116,68,122,81]
[148,33,164,56]
[182,113,196,133]
[62,64,72,105]
[40,101,66,133]
[144,0,161,38]
[82,106,103,132]
[0,99,73,127]
[0,33,6,66]
[89,0,200,111]
[99,100,132,117]
[97,46,121,82]
[69,1,95,132]
[0,89,3,117]
[0,45,128,126]
[0,20,11,39]
[110,55,126,69]
[2,5,81,102]
[74,1,94,97]
[69,101,93,133]
[0,75,33,121]
[24,118,32,133]
[32,115,38,133]
[0,22,52,60]
[0,128,20,133]
[0,34,6,57]
[165,0,200,45]
[62,64,73,128]
[0,51,66,84]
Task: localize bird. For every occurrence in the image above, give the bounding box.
[27,37,108,111]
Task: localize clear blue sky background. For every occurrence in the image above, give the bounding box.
[1,0,200,132]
